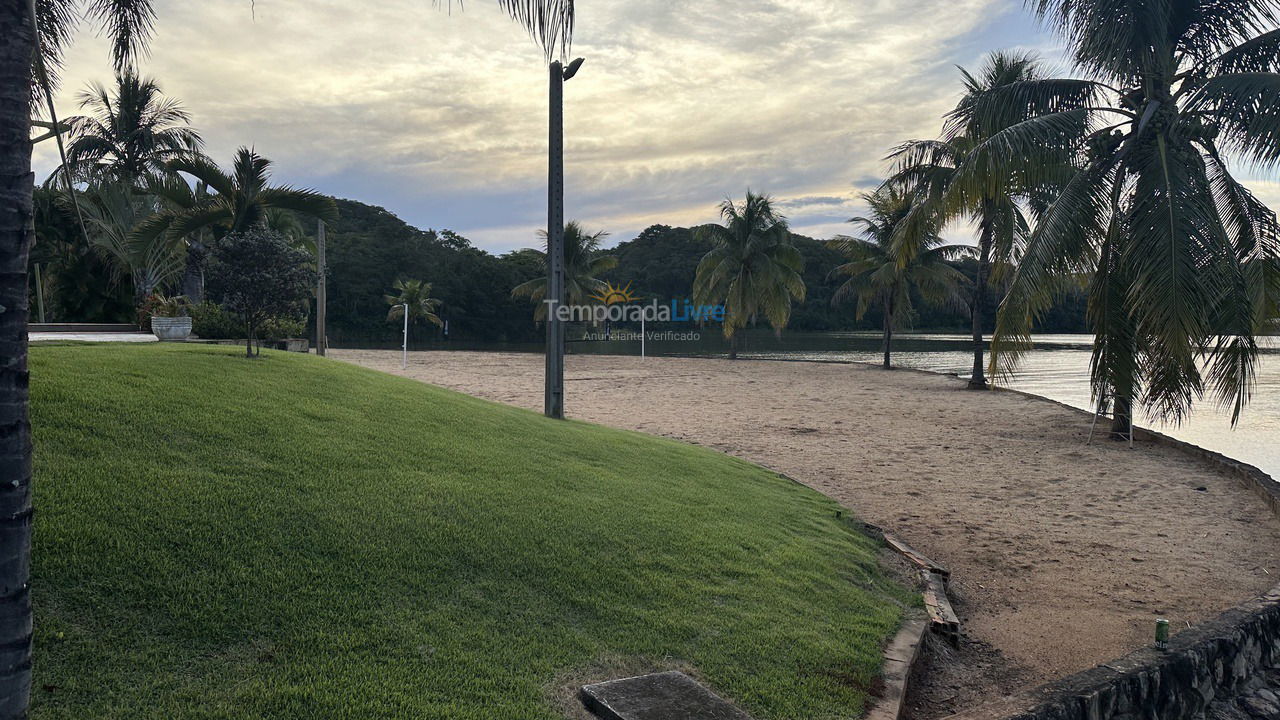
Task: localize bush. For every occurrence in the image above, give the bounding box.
[260,316,306,339]
[189,302,241,339]
[190,302,306,340]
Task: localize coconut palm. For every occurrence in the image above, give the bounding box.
[511,221,618,320]
[886,51,1065,389]
[51,71,201,184]
[829,188,972,368]
[966,0,1280,436]
[386,279,445,328]
[5,1,158,713]
[692,192,805,359]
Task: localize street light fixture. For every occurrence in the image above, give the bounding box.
[562,57,585,80]
[544,56,584,419]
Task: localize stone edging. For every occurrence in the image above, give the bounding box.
[934,385,1280,720]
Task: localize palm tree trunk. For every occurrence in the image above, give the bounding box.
[968,214,993,389]
[0,3,37,717]
[1110,393,1133,439]
[728,332,739,360]
[882,308,893,368]
[182,238,206,304]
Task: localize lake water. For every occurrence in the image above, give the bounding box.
[567,330,1280,481]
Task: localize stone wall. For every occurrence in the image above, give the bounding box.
[943,581,1280,719]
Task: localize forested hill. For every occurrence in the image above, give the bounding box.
[312,199,1087,345]
[315,199,544,344]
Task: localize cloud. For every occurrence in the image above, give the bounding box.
[32,0,1098,252]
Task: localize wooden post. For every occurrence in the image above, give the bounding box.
[316,219,327,356]
[33,262,45,324]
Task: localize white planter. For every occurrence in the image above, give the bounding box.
[151,316,192,342]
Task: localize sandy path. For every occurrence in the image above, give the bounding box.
[333,350,1280,706]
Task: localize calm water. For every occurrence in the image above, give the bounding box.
[567,330,1280,481]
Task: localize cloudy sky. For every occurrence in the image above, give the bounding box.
[32,0,1280,253]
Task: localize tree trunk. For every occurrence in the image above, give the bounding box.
[1110,391,1133,440]
[882,309,893,368]
[728,332,738,360]
[181,239,205,304]
[0,3,37,717]
[968,214,993,389]
[245,320,253,358]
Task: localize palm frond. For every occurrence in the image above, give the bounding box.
[1188,72,1280,167]
[168,154,235,197]
[256,187,339,224]
[87,0,157,71]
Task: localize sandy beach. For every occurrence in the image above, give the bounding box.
[333,350,1280,712]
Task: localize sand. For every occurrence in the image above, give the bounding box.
[332,350,1280,712]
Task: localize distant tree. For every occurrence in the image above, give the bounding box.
[511,221,618,320]
[205,228,315,357]
[693,192,805,358]
[829,188,971,368]
[385,278,444,329]
[53,71,202,185]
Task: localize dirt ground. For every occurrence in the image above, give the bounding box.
[333,350,1280,716]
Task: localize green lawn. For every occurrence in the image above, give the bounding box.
[28,343,910,719]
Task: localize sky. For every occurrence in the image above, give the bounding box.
[31,0,1280,254]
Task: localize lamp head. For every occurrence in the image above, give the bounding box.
[562,57,585,80]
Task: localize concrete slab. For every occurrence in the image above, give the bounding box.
[29,332,157,343]
[581,671,751,720]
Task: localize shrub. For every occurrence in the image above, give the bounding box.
[191,303,307,341]
[189,302,242,340]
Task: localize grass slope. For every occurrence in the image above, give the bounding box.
[29,344,910,719]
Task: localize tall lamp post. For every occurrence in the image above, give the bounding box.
[544,56,584,419]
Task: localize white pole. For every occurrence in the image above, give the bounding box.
[640,314,645,358]
[401,303,409,370]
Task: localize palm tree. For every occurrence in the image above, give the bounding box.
[386,279,445,329]
[135,148,338,303]
[967,0,1280,436]
[52,71,201,184]
[140,172,213,301]
[692,192,805,359]
[142,148,338,239]
[5,1,158,714]
[885,51,1061,389]
[78,183,184,307]
[829,188,972,368]
[511,221,618,320]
